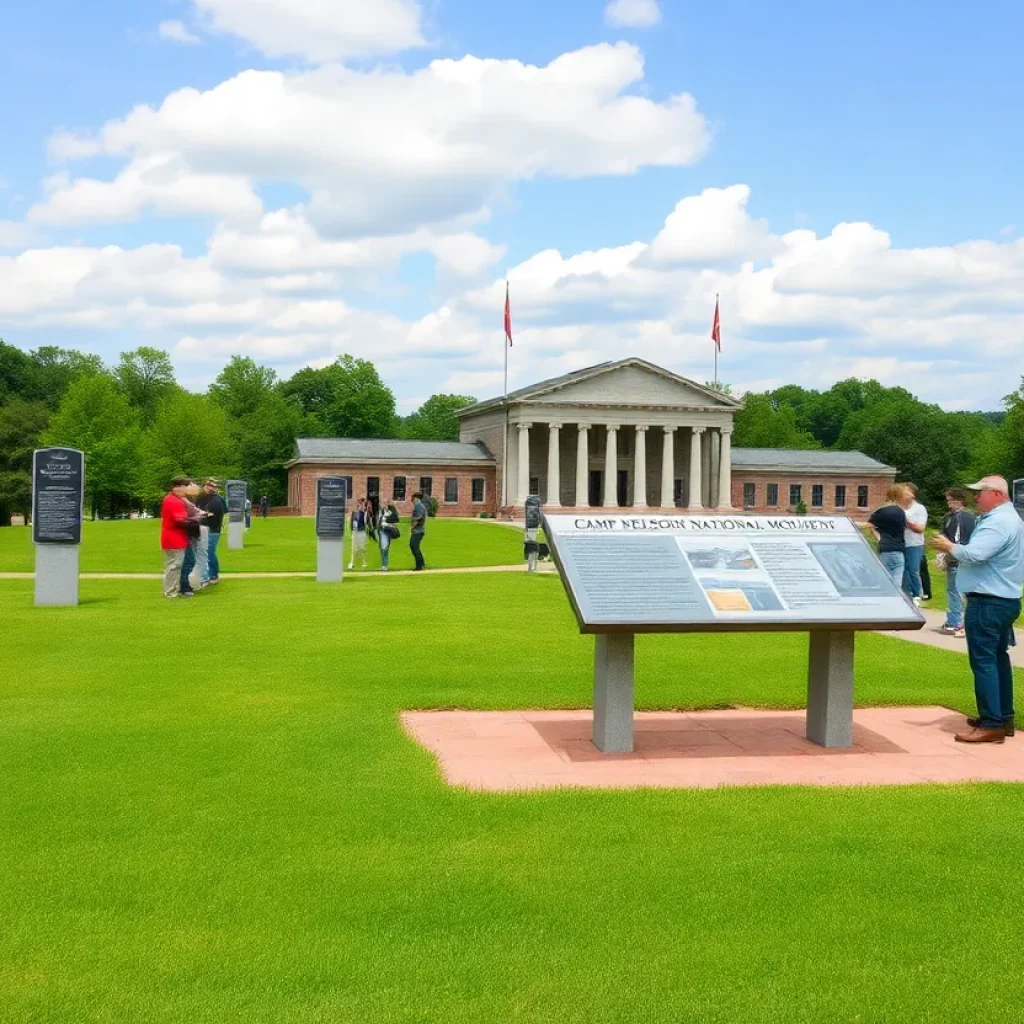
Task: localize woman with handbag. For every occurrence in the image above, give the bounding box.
[377,501,401,572]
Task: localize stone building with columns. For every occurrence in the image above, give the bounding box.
[286,358,896,519]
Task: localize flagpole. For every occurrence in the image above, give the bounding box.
[502,281,509,514]
[714,292,719,389]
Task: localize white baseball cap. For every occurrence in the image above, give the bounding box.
[965,475,1009,494]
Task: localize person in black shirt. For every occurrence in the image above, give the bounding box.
[195,478,228,585]
[869,484,912,584]
[938,487,977,636]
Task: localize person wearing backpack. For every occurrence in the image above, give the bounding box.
[377,501,400,572]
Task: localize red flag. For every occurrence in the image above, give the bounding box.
[504,281,512,346]
[711,297,721,351]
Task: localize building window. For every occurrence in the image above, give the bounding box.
[366,476,380,499]
[471,478,485,503]
[343,476,353,499]
[766,483,779,507]
[743,482,756,508]
[444,477,459,503]
[419,476,432,497]
[393,476,406,501]
[811,484,823,508]
[835,484,846,508]
[789,483,802,507]
[857,485,869,508]
[529,475,540,496]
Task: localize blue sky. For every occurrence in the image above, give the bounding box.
[1,0,1022,408]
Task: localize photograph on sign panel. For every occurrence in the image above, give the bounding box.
[675,538,785,613]
[806,541,893,597]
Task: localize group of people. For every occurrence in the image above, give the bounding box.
[347,492,428,571]
[869,481,970,632]
[872,475,1023,745]
[160,476,228,598]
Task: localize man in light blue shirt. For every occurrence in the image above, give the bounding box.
[933,475,1024,743]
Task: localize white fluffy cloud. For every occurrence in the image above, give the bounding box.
[604,0,662,29]
[190,0,424,62]
[46,44,708,235]
[158,20,201,45]
[4,183,1021,409]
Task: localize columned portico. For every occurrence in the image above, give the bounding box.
[688,428,705,510]
[603,425,619,508]
[633,426,648,507]
[718,427,733,510]
[462,357,743,514]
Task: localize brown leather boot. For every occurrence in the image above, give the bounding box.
[956,727,1006,744]
[967,717,1015,736]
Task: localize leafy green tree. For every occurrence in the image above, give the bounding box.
[280,355,396,437]
[0,398,50,525]
[0,340,36,405]
[400,394,476,441]
[30,346,104,408]
[992,378,1024,484]
[43,374,142,516]
[732,394,820,450]
[209,356,278,420]
[114,347,178,424]
[144,392,237,497]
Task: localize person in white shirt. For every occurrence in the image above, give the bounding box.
[902,482,928,605]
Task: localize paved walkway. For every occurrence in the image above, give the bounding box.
[403,706,1024,791]
[882,608,1024,666]
[0,563,557,581]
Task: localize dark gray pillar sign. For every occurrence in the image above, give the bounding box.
[226,479,247,550]
[1014,479,1024,522]
[32,447,85,606]
[524,494,542,572]
[316,477,346,582]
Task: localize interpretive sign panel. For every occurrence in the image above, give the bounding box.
[316,477,347,538]
[32,448,84,545]
[226,480,247,524]
[544,514,925,634]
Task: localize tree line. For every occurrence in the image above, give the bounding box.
[0,341,473,524]
[2,339,1022,525]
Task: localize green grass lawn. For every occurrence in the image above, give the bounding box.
[0,516,523,574]
[2,573,1024,1023]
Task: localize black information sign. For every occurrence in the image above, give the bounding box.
[1014,479,1024,522]
[524,495,542,530]
[316,477,347,538]
[226,480,247,524]
[32,447,85,545]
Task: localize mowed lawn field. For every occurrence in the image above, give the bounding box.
[0,516,523,573]
[2,572,1024,1023]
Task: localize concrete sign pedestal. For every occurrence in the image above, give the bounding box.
[317,537,344,583]
[806,630,855,747]
[593,633,635,753]
[227,521,245,551]
[35,545,80,607]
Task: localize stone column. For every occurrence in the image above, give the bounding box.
[547,423,562,508]
[632,426,648,507]
[575,424,590,507]
[661,426,675,509]
[718,427,733,509]
[517,422,531,505]
[806,631,855,748]
[688,427,705,510]
[603,425,618,507]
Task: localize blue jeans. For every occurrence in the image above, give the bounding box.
[879,550,905,584]
[945,565,962,628]
[410,531,425,570]
[902,546,924,598]
[206,531,221,581]
[965,594,1020,728]
[181,540,196,593]
[379,531,391,569]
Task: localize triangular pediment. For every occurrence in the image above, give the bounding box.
[524,359,740,410]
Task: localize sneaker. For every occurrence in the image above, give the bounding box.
[912,597,922,607]
[347,563,354,570]
[180,591,195,598]
[207,578,220,585]
[952,628,965,638]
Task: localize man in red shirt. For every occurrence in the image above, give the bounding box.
[161,476,194,598]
